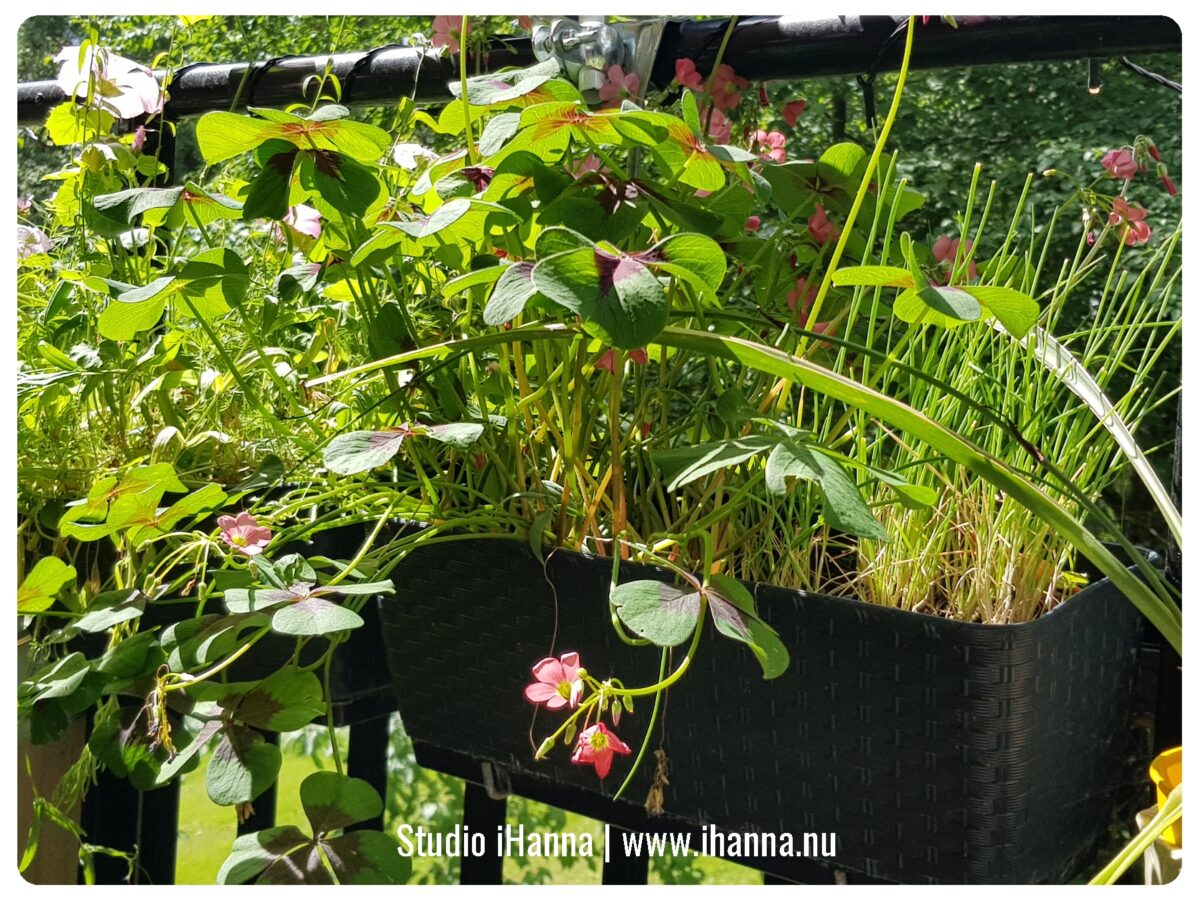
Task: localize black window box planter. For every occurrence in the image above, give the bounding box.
[377,537,1147,884]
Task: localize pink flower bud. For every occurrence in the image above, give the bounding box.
[1156,163,1178,197]
[1101,148,1138,180]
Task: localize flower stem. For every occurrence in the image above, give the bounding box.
[162,626,271,693]
[610,594,707,698]
[800,17,916,353]
[324,645,344,775]
[701,16,738,136]
[460,17,478,164]
[613,649,667,800]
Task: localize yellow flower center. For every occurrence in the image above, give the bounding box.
[589,731,609,750]
[556,681,572,699]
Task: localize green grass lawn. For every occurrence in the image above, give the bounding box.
[174,736,761,885]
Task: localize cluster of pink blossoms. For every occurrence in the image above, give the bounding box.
[1101,139,1177,198]
[525,652,632,778]
[1095,138,1177,247]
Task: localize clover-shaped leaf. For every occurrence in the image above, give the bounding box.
[224,578,393,637]
[532,245,668,350]
[219,772,411,885]
[206,724,282,806]
[610,581,701,648]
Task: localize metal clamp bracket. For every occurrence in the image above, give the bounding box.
[481,760,512,800]
[531,17,668,104]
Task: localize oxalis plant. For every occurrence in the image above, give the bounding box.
[17,15,1180,883]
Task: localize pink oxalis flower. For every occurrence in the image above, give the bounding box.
[1101,148,1138,180]
[571,722,632,779]
[705,108,733,144]
[1108,196,1151,246]
[431,16,461,54]
[710,63,748,111]
[598,65,640,108]
[786,277,837,337]
[787,276,818,316]
[745,215,762,233]
[18,224,52,259]
[754,129,787,163]
[517,16,533,30]
[597,347,649,373]
[218,512,273,557]
[807,205,839,245]
[931,236,978,281]
[524,651,584,710]
[674,58,705,91]
[782,100,807,128]
[569,154,603,179]
[55,45,164,120]
[279,204,322,241]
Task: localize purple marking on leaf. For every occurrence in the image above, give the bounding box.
[631,246,666,265]
[461,166,495,191]
[707,593,752,640]
[612,256,645,286]
[367,429,411,452]
[268,149,300,175]
[312,149,342,178]
[594,249,620,295]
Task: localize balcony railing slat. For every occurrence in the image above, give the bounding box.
[347,716,391,832]
[601,827,650,885]
[459,782,507,884]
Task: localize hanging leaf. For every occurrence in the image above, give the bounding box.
[71,589,146,633]
[219,773,410,885]
[229,667,326,732]
[635,233,727,304]
[706,574,790,680]
[270,597,364,637]
[243,145,299,221]
[424,422,485,447]
[297,150,383,219]
[177,248,250,318]
[610,581,701,647]
[98,276,175,340]
[478,112,522,157]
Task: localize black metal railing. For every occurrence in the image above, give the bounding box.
[16,16,1182,126]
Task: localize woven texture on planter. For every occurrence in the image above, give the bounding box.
[379,537,1144,884]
